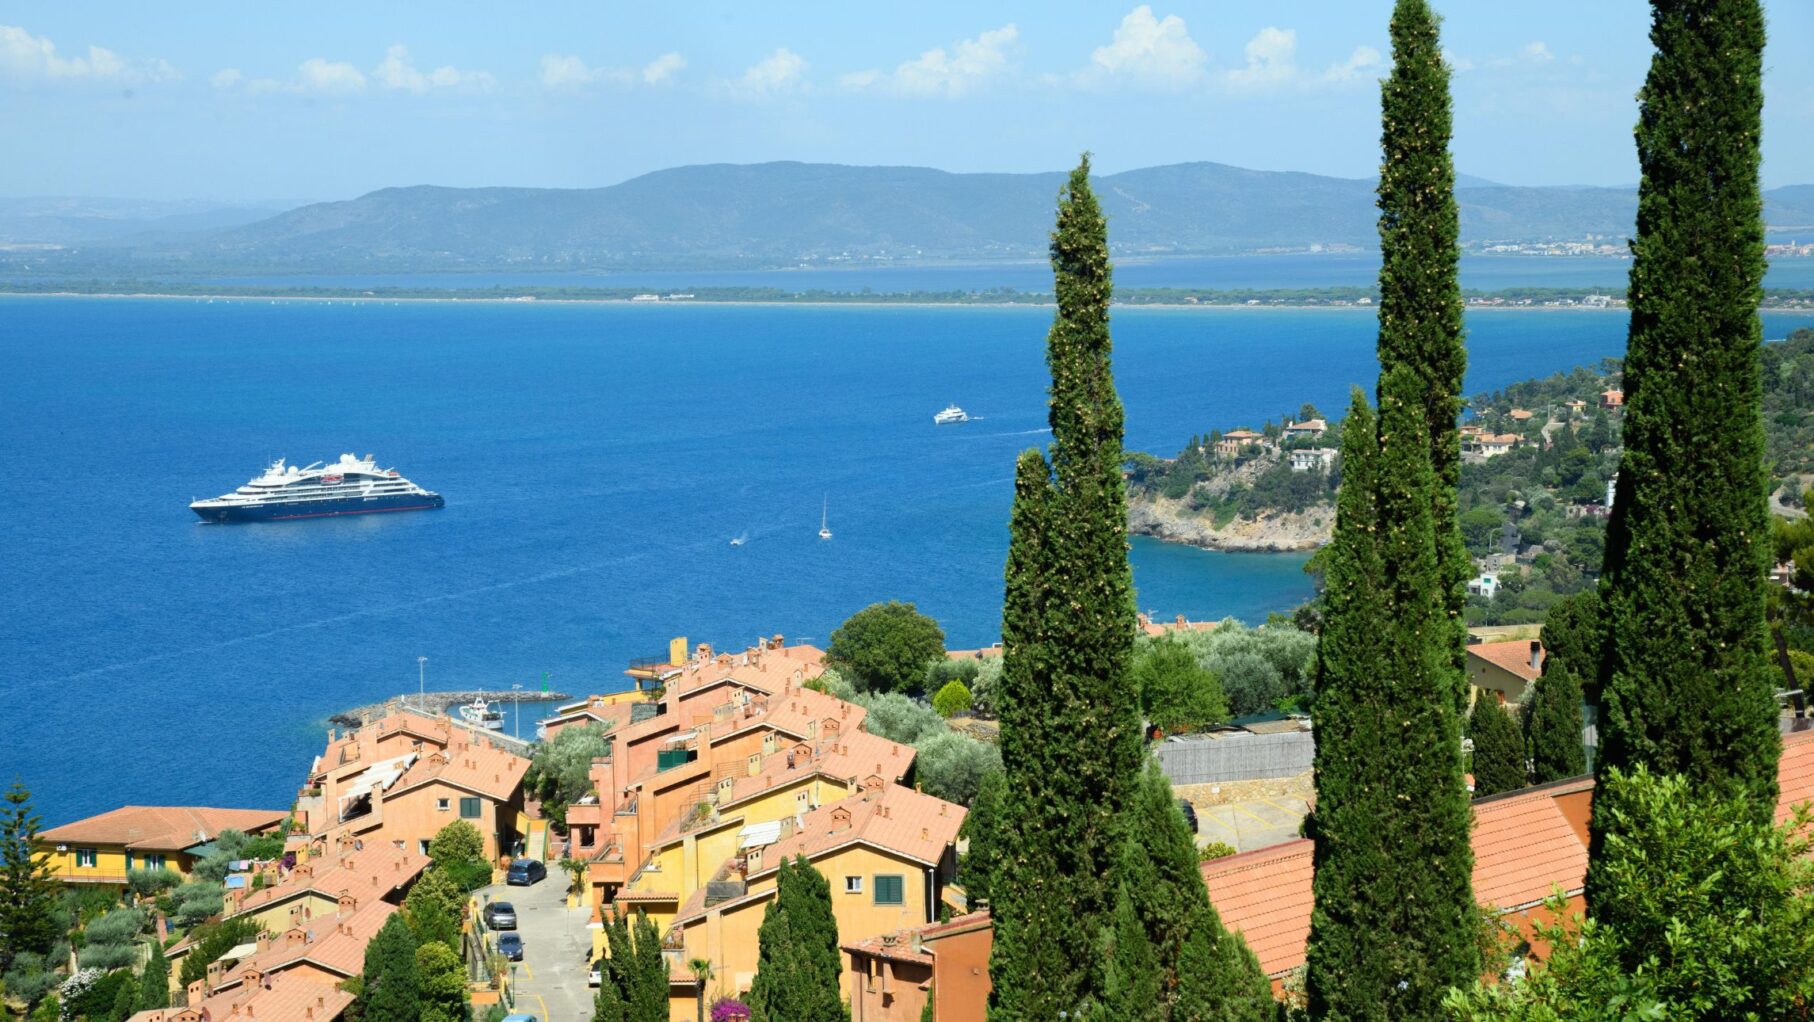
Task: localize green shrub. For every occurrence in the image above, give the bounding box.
[827,601,947,695]
[911,732,1001,806]
[2,954,58,1007]
[76,941,137,970]
[855,692,944,745]
[82,906,146,947]
[1198,842,1237,861]
[932,681,973,719]
[127,867,184,899]
[169,880,224,928]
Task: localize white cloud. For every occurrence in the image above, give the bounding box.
[1443,49,1475,73]
[540,51,686,90]
[843,24,1017,98]
[1323,45,1382,83]
[723,47,807,100]
[372,44,493,94]
[1523,41,1555,63]
[1080,6,1206,89]
[0,24,179,85]
[297,57,366,94]
[210,67,243,89]
[641,52,685,85]
[1224,26,1297,92]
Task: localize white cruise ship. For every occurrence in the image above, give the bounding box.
[191,454,444,523]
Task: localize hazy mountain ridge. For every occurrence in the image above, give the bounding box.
[4,161,1811,273]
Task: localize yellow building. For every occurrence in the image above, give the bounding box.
[667,783,965,1013]
[1466,639,1546,707]
[37,805,288,888]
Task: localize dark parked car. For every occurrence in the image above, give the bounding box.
[1176,799,1199,834]
[506,858,547,886]
[483,901,517,930]
[497,932,524,961]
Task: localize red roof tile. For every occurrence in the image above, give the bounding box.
[1200,840,1314,979]
[1468,640,1545,682]
[41,806,287,852]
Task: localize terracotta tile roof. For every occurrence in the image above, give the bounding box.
[208,900,398,992]
[921,909,992,940]
[1778,729,1814,825]
[226,842,428,919]
[718,729,913,810]
[128,969,355,1022]
[673,784,965,926]
[391,739,530,802]
[1471,780,1593,910]
[41,806,287,852]
[1467,639,1545,682]
[842,927,934,966]
[1509,409,1535,420]
[664,643,827,699]
[1200,840,1315,979]
[316,710,455,772]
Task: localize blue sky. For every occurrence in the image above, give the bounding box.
[2,1,1810,203]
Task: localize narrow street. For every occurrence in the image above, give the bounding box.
[479,872,593,1021]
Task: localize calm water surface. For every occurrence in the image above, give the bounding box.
[6,299,1813,821]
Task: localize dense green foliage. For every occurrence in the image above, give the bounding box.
[912,731,1001,807]
[828,601,948,695]
[415,940,469,1022]
[1131,636,1229,731]
[64,968,133,1022]
[0,781,62,971]
[957,769,1007,910]
[747,857,846,1022]
[1305,375,1477,1020]
[989,157,1143,1019]
[1523,663,1586,785]
[855,692,944,745]
[1444,767,1814,1020]
[1467,700,1526,797]
[77,906,146,970]
[1101,764,1272,1021]
[427,820,492,891]
[403,864,466,951]
[177,916,263,986]
[527,722,611,831]
[126,866,184,899]
[137,938,170,1011]
[931,680,973,718]
[1588,0,1782,900]
[166,878,226,928]
[1763,327,1814,475]
[1143,622,1318,718]
[360,914,422,1022]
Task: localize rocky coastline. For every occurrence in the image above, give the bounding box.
[1126,494,1333,553]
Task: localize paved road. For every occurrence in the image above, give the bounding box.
[1192,795,1310,852]
[479,873,593,1022]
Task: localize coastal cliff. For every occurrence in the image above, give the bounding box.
[1127,493,1333,552]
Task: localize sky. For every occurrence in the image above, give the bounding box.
[2,2,1810,204]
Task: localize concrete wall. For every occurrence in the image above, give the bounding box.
[1153,730,1314,785]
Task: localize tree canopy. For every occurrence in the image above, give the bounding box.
[827,601,947,695]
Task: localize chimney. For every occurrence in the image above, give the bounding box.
[921,827,928,840]
[1176,614,1186,627]
[1529,640,1543,673]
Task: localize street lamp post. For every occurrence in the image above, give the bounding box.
[417,656,428,711]
[512,683,523,740]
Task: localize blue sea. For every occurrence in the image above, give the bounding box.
[6,297,1814,824]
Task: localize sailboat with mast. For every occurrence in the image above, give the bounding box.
[819,496,833,540]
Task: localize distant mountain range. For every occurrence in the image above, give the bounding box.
[4,162,1812,274]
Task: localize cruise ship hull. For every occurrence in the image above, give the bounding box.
[192,492,445,523]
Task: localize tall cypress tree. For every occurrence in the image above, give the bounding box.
[0,781,61,972]
[1305,375,1477,1021]
[1525,664,1586,784]
[1589,0,1779,863]
[138,939,171,1011]
[1467,698,1526,797]
[1376,0,1470,709]
[359,914,421,1022]
[989,154,1142,1020]
[1102,764,1271,1022]
[748,858,846,1022]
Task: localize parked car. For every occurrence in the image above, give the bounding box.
[506,858,547,886]
[501,1015,537,1022]
[588,959,602,987]
[1175,799,1199,834]
[498,932,525,961]
[484,901,517,930]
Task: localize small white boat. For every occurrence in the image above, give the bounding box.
[934,404,969,425]
[818,497,833,540]
[729,533,746,547]
[458,698,504,730]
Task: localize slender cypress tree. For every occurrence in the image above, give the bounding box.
[0,781,60,972]
[138,939,171,1011]
[1467,698,1526,797]
[748,858,846,1022]
[1589,0,1779,863]
[1102,764,1271,1022]
[956,769,1005,909]
[1306,375,1477,1021]
[1525,664,1586,784]
[1538,590,1603,700]
[989,154,1142,1020]
[109,972,138,1022]
[359,914,421,1022]
[1375,0,1470,709]
[628,912,670,1022]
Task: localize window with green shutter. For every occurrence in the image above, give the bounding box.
[459,797,481,819]
[75,848,98,868]
[873,874,904,905]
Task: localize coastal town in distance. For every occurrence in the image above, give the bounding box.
[5,3,1814,1022]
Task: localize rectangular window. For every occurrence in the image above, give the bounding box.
[143,853,165,870]
[124,852,134,871]
[75,848,98,868]
[873,874,904,905]
[419,840,431,855]
[459,797,482,819]
[436,798,450,811]
[844,876,863,894]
